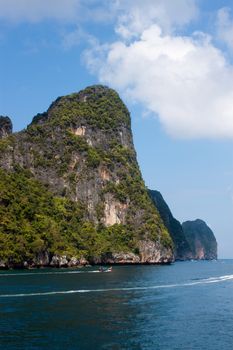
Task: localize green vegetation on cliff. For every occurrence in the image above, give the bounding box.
[0,85,173,266]
[182,220,217,260]
[149,190,192,260]
[0,167,139,265]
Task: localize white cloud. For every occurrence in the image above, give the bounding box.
[4,0,233,139]
[62,27,87,49]
[0,0,81,22]
[113,0,198,38]
[62,27,97,50]
[216,7,233,51]
[0,0,113,24]
[85,24,233,139]
[0,0,198,28]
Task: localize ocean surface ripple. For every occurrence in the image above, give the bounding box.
[0,260,233,350]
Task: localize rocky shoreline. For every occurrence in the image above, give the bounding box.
[0,253,217,270]
[0,244,174,269]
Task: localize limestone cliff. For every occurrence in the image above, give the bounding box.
[0,116,12,139]
[182,219,217,260]
[0,85,173,268]
[149,190,192,260]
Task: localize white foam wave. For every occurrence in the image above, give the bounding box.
[0,270,104,277]
[0,274,233,298]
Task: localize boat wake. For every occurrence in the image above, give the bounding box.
[0,270,108,277]
[0,274,233,298]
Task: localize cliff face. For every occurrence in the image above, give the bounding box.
[182,219,217,260]
[149,190,192,260]
[0,116,12,139]
[0,85,173,268]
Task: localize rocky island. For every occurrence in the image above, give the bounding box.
[149,190,217,260]
[0,85,174,268]
[182,219,217,260]
[0,85,217,268]
[149,190,193,260]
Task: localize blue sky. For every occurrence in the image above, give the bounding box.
[0,0,233,257]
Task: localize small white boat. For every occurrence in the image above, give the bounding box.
[99,266,112,272]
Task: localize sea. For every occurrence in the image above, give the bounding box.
[0,260,233,350]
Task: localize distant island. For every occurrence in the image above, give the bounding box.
[0,85,217,268]
[149,190,217,260]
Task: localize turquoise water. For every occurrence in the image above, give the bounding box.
[0,260,233,349]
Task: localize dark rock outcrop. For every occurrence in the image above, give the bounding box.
[182,219,217,260]
[0,116,12,139]
[0,85,174,268]
[149,190,192,260]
